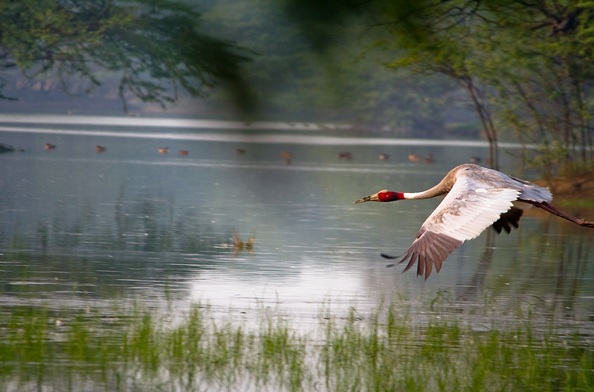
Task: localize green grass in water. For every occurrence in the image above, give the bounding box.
[0,301,593,391]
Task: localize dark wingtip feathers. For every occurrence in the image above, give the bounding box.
[492,207,523,234]
[381,231,463,280]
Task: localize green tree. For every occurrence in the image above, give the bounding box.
[0,0,253,111]
[493,1,594,174]
[281,0,594,172]
[368,0,593,170]
[201,0,457,130]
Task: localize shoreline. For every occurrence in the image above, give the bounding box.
[536,173,594,217]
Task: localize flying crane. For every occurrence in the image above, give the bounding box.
[354,164,594,279]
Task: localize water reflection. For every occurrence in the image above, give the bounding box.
[453,223,594,322]
[0,127,593,335]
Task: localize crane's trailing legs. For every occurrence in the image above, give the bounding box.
[528,201,594,228]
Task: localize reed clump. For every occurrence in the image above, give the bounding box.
[0,300,592,391]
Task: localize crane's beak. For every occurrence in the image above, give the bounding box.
[353,193,378,204]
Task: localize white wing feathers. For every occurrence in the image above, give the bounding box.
[423,176,520,242]
[399,172,520,280]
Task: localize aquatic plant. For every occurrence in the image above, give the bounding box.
[1,298,593,391]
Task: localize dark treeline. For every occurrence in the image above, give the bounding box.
[0,0,252,112]
[277,0,594,172]
[1,0,593,174]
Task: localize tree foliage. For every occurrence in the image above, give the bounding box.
[365,0,594,170]
[0,0,253,110]
[279,0,593,171]
[2,0,593,176]
[199,0,459,130]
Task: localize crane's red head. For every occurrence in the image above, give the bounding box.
[353,189,404,204]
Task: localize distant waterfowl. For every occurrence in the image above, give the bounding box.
[231,229,255,255]
[0,143,16,153]
[424,154,435,164]
[338,152,353,160]
[281,151,292,165]
[408,153,422,163]
[379,153,390,161]
[354,163,594,280]
[95,145,107,153]
[44,143,56,151]
[158,147,169,154]
[178,149,189,156]
[236,148,246,155]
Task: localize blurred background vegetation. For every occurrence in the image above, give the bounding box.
[1,0,593,174]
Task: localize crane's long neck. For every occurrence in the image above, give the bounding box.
[402,173,455,200]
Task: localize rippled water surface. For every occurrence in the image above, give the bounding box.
[1,116,594,330]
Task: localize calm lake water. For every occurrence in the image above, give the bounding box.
[1,115,594,332]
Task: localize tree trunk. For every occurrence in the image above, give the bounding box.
[464,76,499,169]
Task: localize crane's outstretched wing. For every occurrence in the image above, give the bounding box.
[385,174,521,280]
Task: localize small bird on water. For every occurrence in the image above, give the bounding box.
[354,163,594,280]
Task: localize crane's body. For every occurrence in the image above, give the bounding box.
[354,164,594,280]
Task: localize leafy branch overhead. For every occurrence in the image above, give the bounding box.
[366,0,594,171]
[0,0,253,110]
